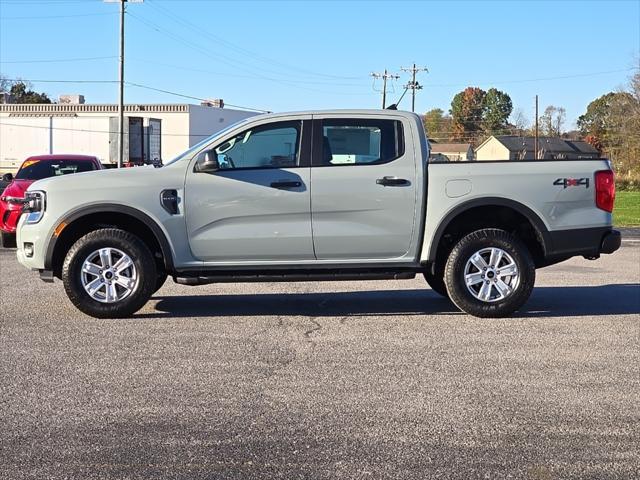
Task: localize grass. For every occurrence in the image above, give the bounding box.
[614,191,640,227]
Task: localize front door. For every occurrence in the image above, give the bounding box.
[310,116,418,260]
[185,119,314,263]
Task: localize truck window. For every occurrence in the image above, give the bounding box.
[317,119,404,166]
[214,121,301,170]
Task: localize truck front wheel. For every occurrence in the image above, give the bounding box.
[444,228,535,318]
[62,228,157,318]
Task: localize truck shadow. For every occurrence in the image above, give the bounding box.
[144,284,640,319]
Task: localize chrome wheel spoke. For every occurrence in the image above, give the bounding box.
[114,276,135,292]
[494,279,513,298]
[105,282,118,302]
[99,248,112,268]
[82,262,102,276]
[498,262,518,277]
[469,253,488,271]
[478,282,492,301]
[489,248,503,268]
[113,256,133,273]
[465,272,484,286]
[85,276,103,294]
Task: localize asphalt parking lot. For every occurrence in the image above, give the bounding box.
[1,234,639,480]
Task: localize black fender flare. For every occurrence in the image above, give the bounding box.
[44,204,175,273]
[426,197,552,262]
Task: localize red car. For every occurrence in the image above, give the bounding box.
[0,154,103,247]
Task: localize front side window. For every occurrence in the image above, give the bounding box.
[319,119,404,166]
[214,121,301,170]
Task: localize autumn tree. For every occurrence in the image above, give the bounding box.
[450,87,486,141]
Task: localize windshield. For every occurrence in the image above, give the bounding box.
[16,159,97,181]
[161,118,252,167]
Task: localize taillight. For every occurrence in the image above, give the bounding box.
[595,170,615,213]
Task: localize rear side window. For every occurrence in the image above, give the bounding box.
[318,119,404,166]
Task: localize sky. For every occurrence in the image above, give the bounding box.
[1,0,639,128]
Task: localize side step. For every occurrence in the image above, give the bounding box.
[174,270,417,286]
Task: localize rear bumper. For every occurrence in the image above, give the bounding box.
[600,229,621,254]
[547,227,621,259]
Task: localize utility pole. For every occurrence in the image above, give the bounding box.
[400,64,428,112]
[105,0,142,168]
[534,95,539,160]
[371,69,400,108]
[118,0,125,169]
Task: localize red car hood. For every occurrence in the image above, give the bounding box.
[2,179,34,199]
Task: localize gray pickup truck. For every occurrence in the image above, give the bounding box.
[16,110,620,318]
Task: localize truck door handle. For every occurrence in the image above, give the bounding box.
[376,176,409,186]
[270,181,302,189]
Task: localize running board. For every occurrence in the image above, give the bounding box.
[174,270,417,286]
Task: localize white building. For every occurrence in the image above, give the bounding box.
[428,142,474,162]
[0,102,258,172]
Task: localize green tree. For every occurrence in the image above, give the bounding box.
[8,81,52,104]
[482,88,512,135]
[423,108,453,142]
[450,87,486,141]
[577,92,631,140]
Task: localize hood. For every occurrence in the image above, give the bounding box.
[28,165,157,193]
[2,179,34,199]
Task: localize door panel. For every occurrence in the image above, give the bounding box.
[186,168,313,262]
[184,119,314,263]
[311,118,417,260]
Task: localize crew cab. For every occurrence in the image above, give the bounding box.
[15,110,620,318]
[1,154,102,247]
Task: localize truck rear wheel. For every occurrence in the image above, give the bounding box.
[444,228,535,318]
[62,228,157,318]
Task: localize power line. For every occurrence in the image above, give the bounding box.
[145,0,362,81]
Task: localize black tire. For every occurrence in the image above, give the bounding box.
[1,230,16,248]
[62,228,157,318]
[423,264,448,298]
[444,228,535,318]
[154,271,168,294]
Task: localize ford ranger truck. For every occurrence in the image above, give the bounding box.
[15,110,621,318]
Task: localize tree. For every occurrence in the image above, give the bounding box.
[7,81,52,104]
[450,87,486,141]
[577,72,640,187]
[423,108,453,142]
[511,108,530,135]
[539,105,566,137]
[482,88,513,135]
[577,92,628,139]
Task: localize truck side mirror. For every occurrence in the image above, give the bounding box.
[196,150,219,173]
[2,173,13,182]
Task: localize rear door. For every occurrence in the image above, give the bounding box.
[310,115,418,260]
[185,118,314,263]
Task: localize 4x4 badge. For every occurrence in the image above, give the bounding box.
[553,177,589,189]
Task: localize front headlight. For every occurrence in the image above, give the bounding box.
[22,191,46,224]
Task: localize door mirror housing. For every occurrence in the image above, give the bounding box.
[196,150,219,173]
[2,173,13,182]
